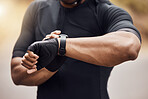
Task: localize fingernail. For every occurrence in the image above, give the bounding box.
[27,70,31,74]
[56,30,60,32]
[33,65,37,69]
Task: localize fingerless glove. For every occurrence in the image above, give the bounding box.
[28,38,66,72]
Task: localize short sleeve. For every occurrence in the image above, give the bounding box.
[12,1,39,58]
[103,5,141,41]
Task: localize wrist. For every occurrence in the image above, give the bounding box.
[59,34,68,56]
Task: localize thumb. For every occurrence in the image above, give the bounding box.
[27,68,37,74]
[27,50,39,59]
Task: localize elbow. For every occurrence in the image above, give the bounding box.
[127,44,140,61]
[12,77,39,86]
[11,76,21,86]
[11,72,23,86]
[13,81,20,86]
[104,42,140,67]
[11,75,39,86]
[11,70,22,86]
[122,36,141,61]
[95,33,141,67]
[127,49,138,61]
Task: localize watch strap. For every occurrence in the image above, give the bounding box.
[59,34,68,56]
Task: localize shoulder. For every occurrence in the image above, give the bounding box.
[25,0,59,17]
[105,4,130,17]
[29,0,48,9]
[98,1,129,14]
[28,0,57,11]
[97,1,132,22]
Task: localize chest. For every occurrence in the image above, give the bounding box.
[58,4,103,37]
[34,2,104,40]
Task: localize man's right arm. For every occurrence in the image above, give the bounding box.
[11,57,57,86]
[11,31,61,86]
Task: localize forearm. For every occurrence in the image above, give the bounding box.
[19,68,56,86]
[65,31,141,67]
[11,57,57,86]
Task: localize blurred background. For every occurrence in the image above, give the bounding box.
[0,0,147,99]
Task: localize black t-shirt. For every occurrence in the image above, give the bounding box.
[12,0,141,99]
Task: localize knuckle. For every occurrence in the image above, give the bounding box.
[24,53,28,56]
[21,62,31,69]
[22,59,25,62]
[36,56,39,59]
[29,53,34,58]
[46,35,50,37]
[29,64,34,67]
[33,61,37,65]
[22,63,28,68]
[53,34,56,36]
[21,62,24,66]
[24,54,29,59]
[33,59,37,62]
[26,65,32,69]
[27,62,33,67]
[51,34,54,36]
[30,58,35,62]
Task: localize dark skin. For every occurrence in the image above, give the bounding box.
[11,0,141,86]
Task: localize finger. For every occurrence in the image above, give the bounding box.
[22,57,34,67]
[27,68,37,74]
[43,37,50,41]
[50,34,60,38]
[32,65,37,69]
[51,30,61,35]
[24,53,37,63]
[45,35,52,38]
[43,35,53,41]
[47,34,59,38]
[44,34,59,40]
[43,30,61,41]
[22,58,38,68]
[54,30,61,34]
[27,50,39,59]
[21,62,33,69]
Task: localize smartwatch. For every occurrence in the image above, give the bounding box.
[59,34,68,56]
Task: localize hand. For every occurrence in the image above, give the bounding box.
[28,38,60,72]
[43,30,66,72]
[27,30,66,72]
[43,30,67,71]
[21,50,39,74]
[43,30,61,41]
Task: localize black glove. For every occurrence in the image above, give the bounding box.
[28,38,66,72]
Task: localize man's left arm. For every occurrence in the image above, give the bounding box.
[63,31,141,67]
[34,5,141,68]
[62,5,141,67]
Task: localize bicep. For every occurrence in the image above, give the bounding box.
[107,20,141,42]
[12,2,37,58]
[104,5,141,42]
[11,57,27,74]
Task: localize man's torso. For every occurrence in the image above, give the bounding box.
[35,0,113,99]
